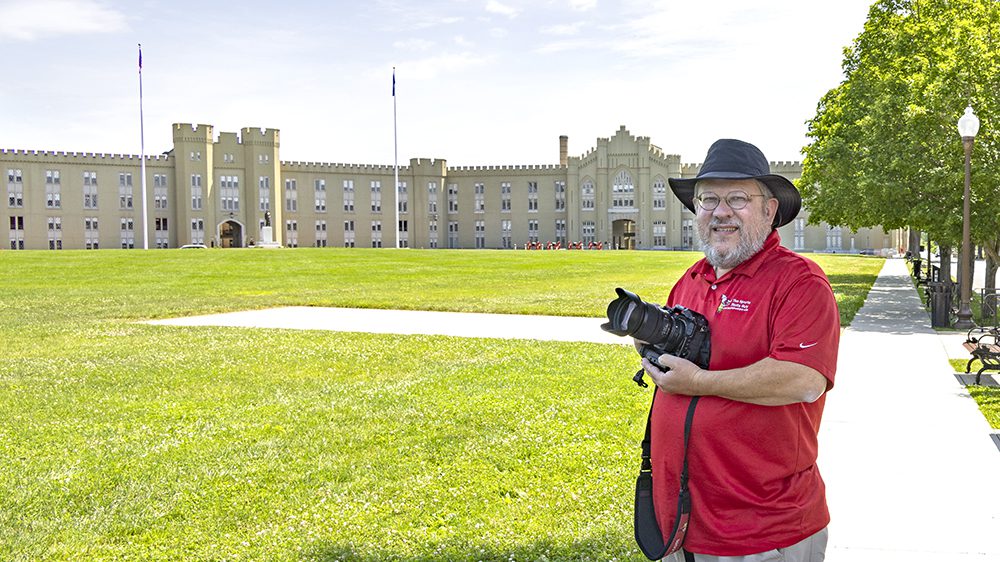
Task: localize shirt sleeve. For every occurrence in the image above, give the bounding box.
[768,272,840,387]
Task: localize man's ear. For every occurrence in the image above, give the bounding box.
[766,197,780,223]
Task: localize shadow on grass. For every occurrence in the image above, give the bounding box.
[302,535,642,562]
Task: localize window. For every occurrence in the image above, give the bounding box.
[258,154,269,164]
[223,153,234,163]
[120,217,135,249]
[826,225,842,252]
[84,217,99,249]
[428,181,438,214]
[154,174,168,210]
[285,220,298,248]
[527,220,539,243]
[554,181,566,211]
[398,181,408,214]
[501,219,512,249]
[582,220,596,245]
[682,219,694,250]
[191,175,203,210]
[155,217,169,249]
[475,220,485,248]
[652,178,667,209]
[47,216,62,249]
[7,169,23,208]
[191,219,205,245]
[314,179,326,212]
[794,218,805,250]
[285,179,298,212]
[8,215,24,249]
[343,179,355,212]
[501,182,511,212]
[370,180,381,213]
[343,220,355,248]
[190,151,201,161]
[259,176,271,212]
[612,170,635,208]
[474,183,485,213]
[46,170,61,208]
[447,183,458,213]
[428,219,438,248]
[220,175,240,211]
[315,220,327,247]
[448,221,458,249]
[581,179,595,210]
[555,219,567,244]
[653,220,667,247]
[119,173,133,209]
[527,181,538,212]
[398,219,408,248]
[371,220,382,248]
[83,171,98,209]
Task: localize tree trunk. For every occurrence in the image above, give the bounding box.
[908,229,921,257]
[940,245,952,285]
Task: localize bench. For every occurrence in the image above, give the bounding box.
[963,328,1000,385]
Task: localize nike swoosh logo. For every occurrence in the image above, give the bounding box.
[799,342,818,349]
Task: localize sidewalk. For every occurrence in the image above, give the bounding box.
[821,258,1000,561]
[147,258,1000,559]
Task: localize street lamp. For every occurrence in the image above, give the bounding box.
[955,105,980,329]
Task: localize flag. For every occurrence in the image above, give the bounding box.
[138,44,143,72]
[392,67,395,97]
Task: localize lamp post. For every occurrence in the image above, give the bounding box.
[955,105,980,329]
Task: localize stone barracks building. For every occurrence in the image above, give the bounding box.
[3,124,897,253]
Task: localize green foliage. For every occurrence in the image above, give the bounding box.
[0,249,883,561]
[801,0,1000,248]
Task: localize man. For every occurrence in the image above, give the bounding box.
[642,139,840,561]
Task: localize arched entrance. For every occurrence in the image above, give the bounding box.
[612,219,636,250]
[219,220,243,248]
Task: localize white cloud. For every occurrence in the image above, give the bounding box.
[393,38,435,51]
[541,21,584,36]
[0,0,127,41]
[485,0,519,18]
[397,52,494,81]
[568,0,596,10]
[454,35,473,47]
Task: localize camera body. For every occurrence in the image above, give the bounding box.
[601,288,711,384]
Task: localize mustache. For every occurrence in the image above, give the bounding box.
[709,218,742,228]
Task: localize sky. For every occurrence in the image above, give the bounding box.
[0,0,875,167]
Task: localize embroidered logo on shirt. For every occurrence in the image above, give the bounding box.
[799,342,819,349]
[717,294,751,313]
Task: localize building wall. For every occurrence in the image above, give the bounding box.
[2,123,894,253]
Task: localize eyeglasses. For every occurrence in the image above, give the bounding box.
[694,191,766,211]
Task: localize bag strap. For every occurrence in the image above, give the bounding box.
[635,390,700,560]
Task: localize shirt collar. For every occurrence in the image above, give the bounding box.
[689,230,782,283]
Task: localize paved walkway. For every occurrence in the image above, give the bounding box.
[147,258,1000,560]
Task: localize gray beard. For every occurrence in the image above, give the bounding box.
[697,217,771,271]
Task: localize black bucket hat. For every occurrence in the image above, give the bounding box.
[668,139,801,228]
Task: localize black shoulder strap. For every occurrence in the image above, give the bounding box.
[634,391,700,561]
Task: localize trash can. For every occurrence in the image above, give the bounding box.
[912,258,922,280]
[927,281,952,328]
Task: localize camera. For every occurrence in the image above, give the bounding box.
[600,288,711,386]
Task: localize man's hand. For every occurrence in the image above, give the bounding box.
[641,354,704,396]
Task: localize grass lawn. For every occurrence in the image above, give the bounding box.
[0,248,883,561]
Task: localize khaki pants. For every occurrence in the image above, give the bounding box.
[665,527,828,562]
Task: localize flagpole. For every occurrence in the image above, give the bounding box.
[393,67,400,249]
[138,43,149,250]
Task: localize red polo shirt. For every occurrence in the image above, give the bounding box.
[650,230,839,555]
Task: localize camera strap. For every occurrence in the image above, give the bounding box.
[634,391,699,562]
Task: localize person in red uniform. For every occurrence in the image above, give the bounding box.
[641,139,840,561]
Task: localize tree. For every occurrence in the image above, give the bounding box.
[800,0,1000,287]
